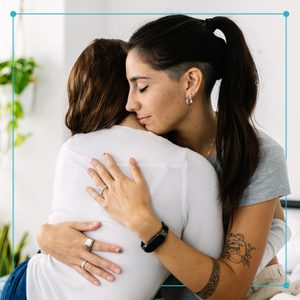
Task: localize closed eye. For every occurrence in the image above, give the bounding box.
[138,86,148,93]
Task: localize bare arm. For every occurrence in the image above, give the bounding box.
[87,154,277,299]
[122,200,276,299]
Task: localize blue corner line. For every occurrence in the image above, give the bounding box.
[10,9,289,288]
[11,12,16,271]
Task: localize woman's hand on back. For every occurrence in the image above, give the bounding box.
[37,221,123,285]
[86,154,162,241]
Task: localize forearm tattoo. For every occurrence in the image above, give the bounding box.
[222,233,256,266]
[196,257,220,299]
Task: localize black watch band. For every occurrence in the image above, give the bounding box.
[141,222,169,253]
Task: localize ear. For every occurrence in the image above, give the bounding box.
[184,67,203,97]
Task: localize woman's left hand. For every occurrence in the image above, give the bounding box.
[86,154,160,239]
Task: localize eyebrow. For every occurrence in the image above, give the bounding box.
[129,76,151,82]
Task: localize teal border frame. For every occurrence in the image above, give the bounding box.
[9,10,290,289]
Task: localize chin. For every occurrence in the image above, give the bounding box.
[145,125,168,136]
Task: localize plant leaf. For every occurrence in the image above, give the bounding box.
[0,57,37,94]
[14,132,32,147]
[14,232,28,266]
[7,120,18,132]
[6,100,24,119]
[0,224,28,276]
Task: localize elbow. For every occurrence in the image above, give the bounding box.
[190,262,249,300]
[37,223,51,251]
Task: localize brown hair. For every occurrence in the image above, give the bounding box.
[66,38,130,135]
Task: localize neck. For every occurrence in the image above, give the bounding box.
[170,99,217,157]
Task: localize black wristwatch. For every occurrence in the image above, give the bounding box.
[141,222,169,253]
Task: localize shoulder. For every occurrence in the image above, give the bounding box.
[184,149,219,198]
[185,149,218,176]
[256,130,286,173]
[258,130,284,153]
[60,126,191,166]
[239,130,290,206]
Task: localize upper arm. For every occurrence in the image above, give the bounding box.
[220,198,277,296]
[49,142,92,222]
[182,151,224,259]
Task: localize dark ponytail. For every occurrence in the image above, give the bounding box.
[128,15,260,231]
[211,17,260,230]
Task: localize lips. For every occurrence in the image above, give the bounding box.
[138,116,150,124]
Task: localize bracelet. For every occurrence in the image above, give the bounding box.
[141,222,169,253]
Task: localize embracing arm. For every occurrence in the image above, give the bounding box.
[37,221,123,285]
[129,200,276,299]
[87,154,278,299]
[37,143,123,285]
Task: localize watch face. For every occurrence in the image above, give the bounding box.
[162,230,168,237]
[141,222,169,252]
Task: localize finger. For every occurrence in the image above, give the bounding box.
[69,220,102,232]
[129,157,146,183]
[86,187,107,208]
[73,264,101,286]
[87,168,107,191]
[84,251,122,275]
[92,240,123,253]
[104,153,125,180]
[91,158,114,188]
[84,261,116,282]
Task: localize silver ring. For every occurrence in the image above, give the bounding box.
[81,260,87,270]
[84,237,95,252]
[98,185,108,196]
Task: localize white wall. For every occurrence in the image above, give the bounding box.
[0,0,299,255]
[0,0,66,254]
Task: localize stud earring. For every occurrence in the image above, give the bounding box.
[186,95,193,106]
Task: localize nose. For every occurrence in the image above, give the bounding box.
[126,89,141,112]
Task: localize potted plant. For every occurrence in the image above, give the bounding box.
[0,57,37,150]
[0,223,29,277]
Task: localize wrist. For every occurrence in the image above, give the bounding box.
[130,214,162,242]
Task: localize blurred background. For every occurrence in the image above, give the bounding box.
[0,0,299,279]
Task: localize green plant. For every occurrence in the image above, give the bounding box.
[0,58,37,95]
[0,57,37,147]
[0,224,29,276]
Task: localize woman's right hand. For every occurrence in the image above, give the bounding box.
[37,221,123,285]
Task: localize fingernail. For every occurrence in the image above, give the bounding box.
[129,157,136,164]
[93,280,100,286]
[107,275,114,281]
[113,267,121,274]
[115,247,122,253]
[91,158,97,165]
[91,221,100,226]
[103,153,108,157]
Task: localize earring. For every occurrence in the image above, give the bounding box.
[186,95,193,106]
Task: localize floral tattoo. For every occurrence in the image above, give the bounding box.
[222,233,256,266]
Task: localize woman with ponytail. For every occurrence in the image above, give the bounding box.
[39,16,292,299]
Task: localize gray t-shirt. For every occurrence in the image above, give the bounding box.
[158,130,290,300]
[207,130,290,206]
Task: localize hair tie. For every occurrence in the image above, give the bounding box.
[204,18,217,32]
